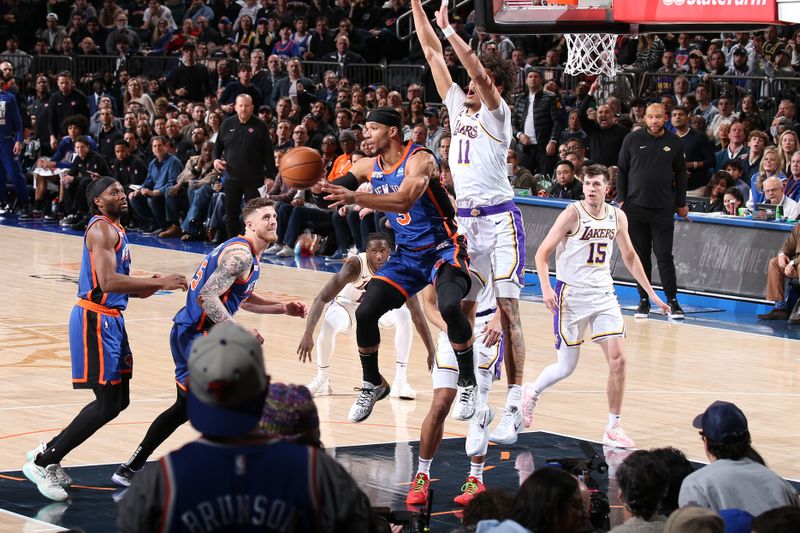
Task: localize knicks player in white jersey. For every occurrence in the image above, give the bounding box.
[522,164,670,449]
[297,233,435,398]
[406,277,505,508]
[411,0,528,445]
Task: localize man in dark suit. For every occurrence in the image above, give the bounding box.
[512,69,563,176]
[322,34,364,75]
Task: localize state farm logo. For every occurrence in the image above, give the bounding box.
[662,0,767,6]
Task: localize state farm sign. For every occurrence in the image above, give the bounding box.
[614,0,776,23]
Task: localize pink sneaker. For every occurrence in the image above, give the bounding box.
[602,424,636,449]
[521,383,538,428]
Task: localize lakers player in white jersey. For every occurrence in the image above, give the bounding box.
[411,0,528,445]
[522,164,670,449]
[297,233,435,398]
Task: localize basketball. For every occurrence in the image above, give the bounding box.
[279,147,324,189]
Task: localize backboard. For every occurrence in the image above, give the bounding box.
[474,0,783,35]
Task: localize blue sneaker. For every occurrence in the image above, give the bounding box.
[325,248,349,262]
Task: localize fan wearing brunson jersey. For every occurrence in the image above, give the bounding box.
[297,233,436,400]
[521,164,670,450]
[411,0,528,447]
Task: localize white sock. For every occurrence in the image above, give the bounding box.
[316,367,329,380]
[417,457,432,476]
[469,461,485,482]
[608,412,621,427]
[507,384,522,409]
[394,362,407,383]
[476,369,492,406]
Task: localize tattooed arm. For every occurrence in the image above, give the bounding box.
[197,244,253,326]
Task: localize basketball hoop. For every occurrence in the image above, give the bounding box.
[564,33,618,77]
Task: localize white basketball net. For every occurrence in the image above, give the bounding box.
[564,33,618,77]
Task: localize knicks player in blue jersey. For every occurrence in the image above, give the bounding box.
[22,177,188,501]
[323,107,479,423]
[113,197,307,487]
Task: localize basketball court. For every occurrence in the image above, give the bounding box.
[3,0,800,529]
[0,220,798,530]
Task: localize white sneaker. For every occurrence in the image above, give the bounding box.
[452,384,478,421]
[602,423,636,449]
[26,442,72,488]
[264,243,283,255]
[275,244,294,257]
[465,405,494,457]
[23,460,69,501]
[348,380,390,422]
[489,406,524,445]
[521,383,539,428]
[389,380,416,400]
[307,375,332,396]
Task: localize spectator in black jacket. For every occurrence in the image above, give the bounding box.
[48,71,89,152]
[672,106,715,190]
[62,136,112,229]
[213,94,276,238]
[617,103,688,319]
[111,139,148,195]
[548,160,583,200]
[168,42,212,103]
[219,63,264,113]
[578,79,629,167]
[512,69,563,176]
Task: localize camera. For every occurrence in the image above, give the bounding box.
[372,488,433,533]
[545,442,611,530]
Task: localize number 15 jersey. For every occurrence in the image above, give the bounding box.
[555,202,618,289]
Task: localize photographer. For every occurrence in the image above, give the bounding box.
[610,451,669,532]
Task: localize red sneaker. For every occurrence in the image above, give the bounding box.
[453,476,485,506]
[406,472,430,505]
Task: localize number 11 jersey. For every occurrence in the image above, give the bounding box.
[444,83,514,209]
[555,202,618,289]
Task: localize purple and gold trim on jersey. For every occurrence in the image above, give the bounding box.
[552,280,585,350]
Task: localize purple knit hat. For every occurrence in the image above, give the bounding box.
[260,383,320,443]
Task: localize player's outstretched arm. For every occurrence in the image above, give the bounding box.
[331,154,375,191]
[616,210,670,314]
[434,0,501,110]
[297,258,363,362]
[88,221,187,295]
[411,0,453,100]
[324,152,434,213]
[241,293,308,316]
[197,244,253,326]
[406,293,436,364]
[535,206,578,314]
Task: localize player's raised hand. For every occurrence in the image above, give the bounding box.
[285,300,308,318]
[541,284,558,314]
[652,295,671,315]
[158,273,189,291]
[297,332,314,362]
[435,0,450,29]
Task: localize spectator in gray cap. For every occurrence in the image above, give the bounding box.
[118,322,373,532]
[423,107,445,154]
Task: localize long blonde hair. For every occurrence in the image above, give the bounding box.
[756,146,780,192]
[777,130,799,174]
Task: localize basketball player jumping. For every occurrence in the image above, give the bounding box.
[323,107,479,423]
[113,198,307,486]
[297,232,436,399]
[522,164,670,449]
[411,0,528,444]
[407,279,505,507]
[23,177,188,501]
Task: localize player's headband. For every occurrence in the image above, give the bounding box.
[86,176,118,205]
[366,108,402,130]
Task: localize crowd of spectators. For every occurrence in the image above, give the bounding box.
[0,0,799,254]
